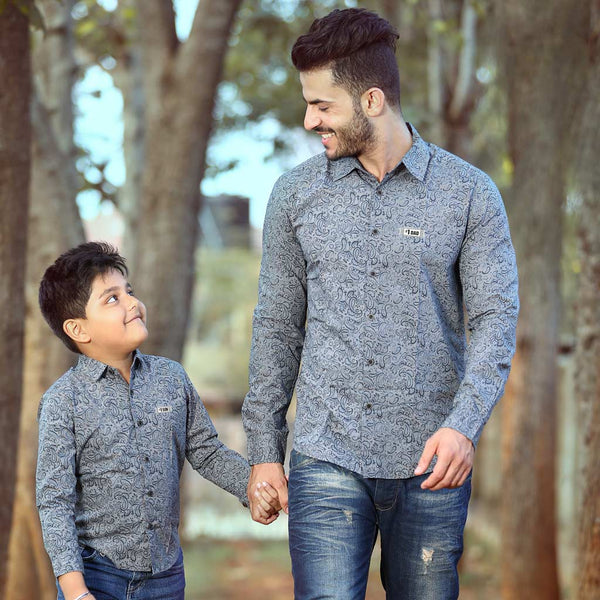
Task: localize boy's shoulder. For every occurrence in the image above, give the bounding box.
[136,353,191,385]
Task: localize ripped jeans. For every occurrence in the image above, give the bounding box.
[287,450,471,600]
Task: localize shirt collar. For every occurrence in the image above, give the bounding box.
[75,349,144,381]
[327,122,431,183]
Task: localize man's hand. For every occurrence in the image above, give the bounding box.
[414,428,474,491]
[248,462,289,524]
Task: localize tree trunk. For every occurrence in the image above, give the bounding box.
[6,1,82,597]
[574,3,600,597]
[133,0,242,361]
[0,3,30,594]
[495,2,588,598]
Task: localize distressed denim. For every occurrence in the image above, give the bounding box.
[288,450,471,600]
[56,546,185,600]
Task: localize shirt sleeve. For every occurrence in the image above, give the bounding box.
[241,174,307,465]
[183,371,251,505]
[442,174,519,444]
[36,389,83,577]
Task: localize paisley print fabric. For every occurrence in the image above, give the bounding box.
[36,351,250,577]
[242,125,519,479]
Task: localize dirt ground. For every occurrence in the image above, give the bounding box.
[182,519,500,599]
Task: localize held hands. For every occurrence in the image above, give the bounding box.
[248,462,289,524]
[414,427,474,491]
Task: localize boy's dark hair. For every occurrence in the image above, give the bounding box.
[39,241,128,353]
[291,8,401,109]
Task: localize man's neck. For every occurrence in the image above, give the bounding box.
[357,117,412,182]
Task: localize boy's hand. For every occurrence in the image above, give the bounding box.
[248,462,288,524]
[254,481,282,520]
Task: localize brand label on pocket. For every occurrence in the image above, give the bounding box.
[402,228,424,238]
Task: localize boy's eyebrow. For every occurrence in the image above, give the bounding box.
[98,283,132,299]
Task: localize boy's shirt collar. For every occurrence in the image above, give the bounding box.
[75,350,143,381]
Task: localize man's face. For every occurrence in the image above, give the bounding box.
[76,268,148,358]
[300,68,376,160]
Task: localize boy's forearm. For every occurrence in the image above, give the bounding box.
[57,571,89,600]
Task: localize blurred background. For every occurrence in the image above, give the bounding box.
[1,0,598,599]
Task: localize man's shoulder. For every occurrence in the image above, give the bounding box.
[429,144,496,189]
[276,152,329,189]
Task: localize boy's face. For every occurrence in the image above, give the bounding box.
[68,269,148,358]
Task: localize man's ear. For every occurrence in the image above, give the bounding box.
[362,87,386,117]
[63,318,91,345]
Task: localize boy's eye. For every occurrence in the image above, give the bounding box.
[107,294,118,304]
[128,289,136,297]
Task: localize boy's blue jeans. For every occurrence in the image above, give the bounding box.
[56,546,185,600]
[288,449,471,600]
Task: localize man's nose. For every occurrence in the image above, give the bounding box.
[304,105,320,131]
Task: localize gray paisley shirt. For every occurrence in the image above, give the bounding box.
[36,351,250,577]
[242,125,518,479]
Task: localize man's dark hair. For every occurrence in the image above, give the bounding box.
[39,241,128,353]
[291,8,401,109]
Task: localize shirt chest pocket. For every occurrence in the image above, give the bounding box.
[389,231,426,293]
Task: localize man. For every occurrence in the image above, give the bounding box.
[243,8,518,600]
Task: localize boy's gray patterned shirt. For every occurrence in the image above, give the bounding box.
[36,352,250,577]
[242,126,519,477]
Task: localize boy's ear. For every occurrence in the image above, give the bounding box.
[63,318,91,345]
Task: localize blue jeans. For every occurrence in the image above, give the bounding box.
[288,450,471,600]
[57,546,185,600]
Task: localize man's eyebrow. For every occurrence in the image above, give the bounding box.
[307,98,332,105]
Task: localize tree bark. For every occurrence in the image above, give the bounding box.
[494,1,589,598]
[133,0,243,361]
[574,3,600,597]
[5,2,82,597]
[0,2,30,594]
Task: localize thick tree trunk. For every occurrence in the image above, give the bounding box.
[495,2,588,598]
[133,0,242,361]
[0,3,30,594]
[574,4,600,598]
[6,2,82,597]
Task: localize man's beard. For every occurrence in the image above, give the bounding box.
[328,102,377,160]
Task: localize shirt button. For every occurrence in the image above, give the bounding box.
[148,523,155,531]
[147,490,154,497]
[368,314,374,320]
[144,456,150,463]
[370,271,376,277]
[376,189,382,195]
[137,419,143,427]
[367,359,374,366]
[372,229,379,235]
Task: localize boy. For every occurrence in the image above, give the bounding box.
[37,242,279,600]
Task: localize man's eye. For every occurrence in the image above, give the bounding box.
[319,106,329,112]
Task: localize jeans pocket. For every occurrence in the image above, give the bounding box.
[289,449,319,472]
[80,545,98,561]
